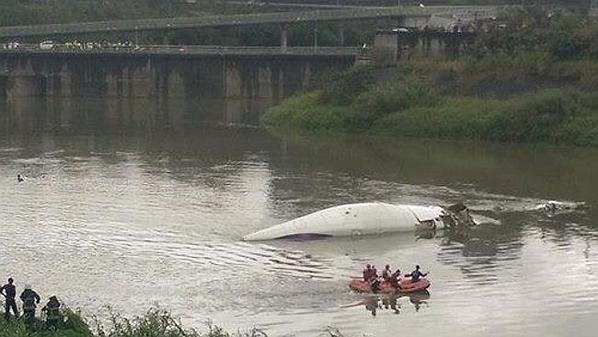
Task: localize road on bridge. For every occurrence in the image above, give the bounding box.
[0,6,500,39]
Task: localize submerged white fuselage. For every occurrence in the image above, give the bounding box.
[243,202,447,241]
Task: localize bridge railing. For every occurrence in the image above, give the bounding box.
[0,43,360,56]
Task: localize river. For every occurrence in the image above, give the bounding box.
[1,98,598,337]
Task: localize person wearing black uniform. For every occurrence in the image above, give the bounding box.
[0,278,18,320]
[20,284,41,327]
[42,296,61,330]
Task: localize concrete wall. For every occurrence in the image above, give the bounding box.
[0,53,354,126]
[373,33,399,66]
[0,53,355,99]
[374,31,475,64]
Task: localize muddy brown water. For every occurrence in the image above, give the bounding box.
[1,98,598,337]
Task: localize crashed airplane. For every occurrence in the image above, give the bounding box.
[243,202,475,241]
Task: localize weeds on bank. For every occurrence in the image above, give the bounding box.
[0,308,93,337]
[0,307,267,337]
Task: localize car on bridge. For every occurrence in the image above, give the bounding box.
[3,41,21,50]
[39,40,56,50]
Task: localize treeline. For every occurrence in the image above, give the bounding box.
[473,7,598,59]
[262,9,598,146]
[0,0,228,27]
[0,0,170,26]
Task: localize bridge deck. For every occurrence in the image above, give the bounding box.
[0,6,499,39]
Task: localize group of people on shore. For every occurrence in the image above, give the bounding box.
[363,264,428,290]
[1,277,62,330]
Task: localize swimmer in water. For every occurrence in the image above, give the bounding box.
[17,174,24,182]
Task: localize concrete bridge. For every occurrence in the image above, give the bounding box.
[0,6,500,39]
[0,45,357,125]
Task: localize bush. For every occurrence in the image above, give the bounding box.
[349,80,440,130]
[0,307,267,337]
[489,89,598,142]
[371,89,598,145]
[262,91,355,131]
[556,113,598,146]
[0,308,94,337]
[320,66,375,106]
[372,96,504,139]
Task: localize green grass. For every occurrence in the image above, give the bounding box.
[0,307,267,337]
[371,96,505,139]
[262,91,355,132]
[0,308,93,337]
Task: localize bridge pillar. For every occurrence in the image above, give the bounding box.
[338,23,345,47]
[396,16,406,28]
[280,23,288,52]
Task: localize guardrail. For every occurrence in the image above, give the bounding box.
[0,44,361,56]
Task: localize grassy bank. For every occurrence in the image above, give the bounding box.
[262,9,598,146]
[263,66,598,146]
[0,308,264,337]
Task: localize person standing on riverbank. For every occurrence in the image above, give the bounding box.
[20,284,41,327]
[42,296,61,330]
[1,278,18,320]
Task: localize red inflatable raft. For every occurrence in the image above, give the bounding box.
[349,278,430,294]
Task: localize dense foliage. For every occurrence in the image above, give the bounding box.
[262,9,598,146]
[0,0,192,26]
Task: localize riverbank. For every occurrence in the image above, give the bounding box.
[262,10,598,146]
[262,58,598,146]
[0,308,263,337]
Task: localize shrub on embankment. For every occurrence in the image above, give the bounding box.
[262,63,598,146]
[0,308,93,337]
[0,308,264,337]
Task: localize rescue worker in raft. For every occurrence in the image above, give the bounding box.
[370,274,382,293]
[389,268,401,288]
[405,265,428,283]
[382,265,392,281]
[20,284,41,327]
[42,296,61,330]
[0,278,18,320]
[362,264,374,281]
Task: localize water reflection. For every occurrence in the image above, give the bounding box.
[347,291,431,318]
[0,97,265,135]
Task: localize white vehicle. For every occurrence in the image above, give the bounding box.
[243,202,475,241]
[8,41,20,50]
[39,40,55,50]
[392,27,410,33]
